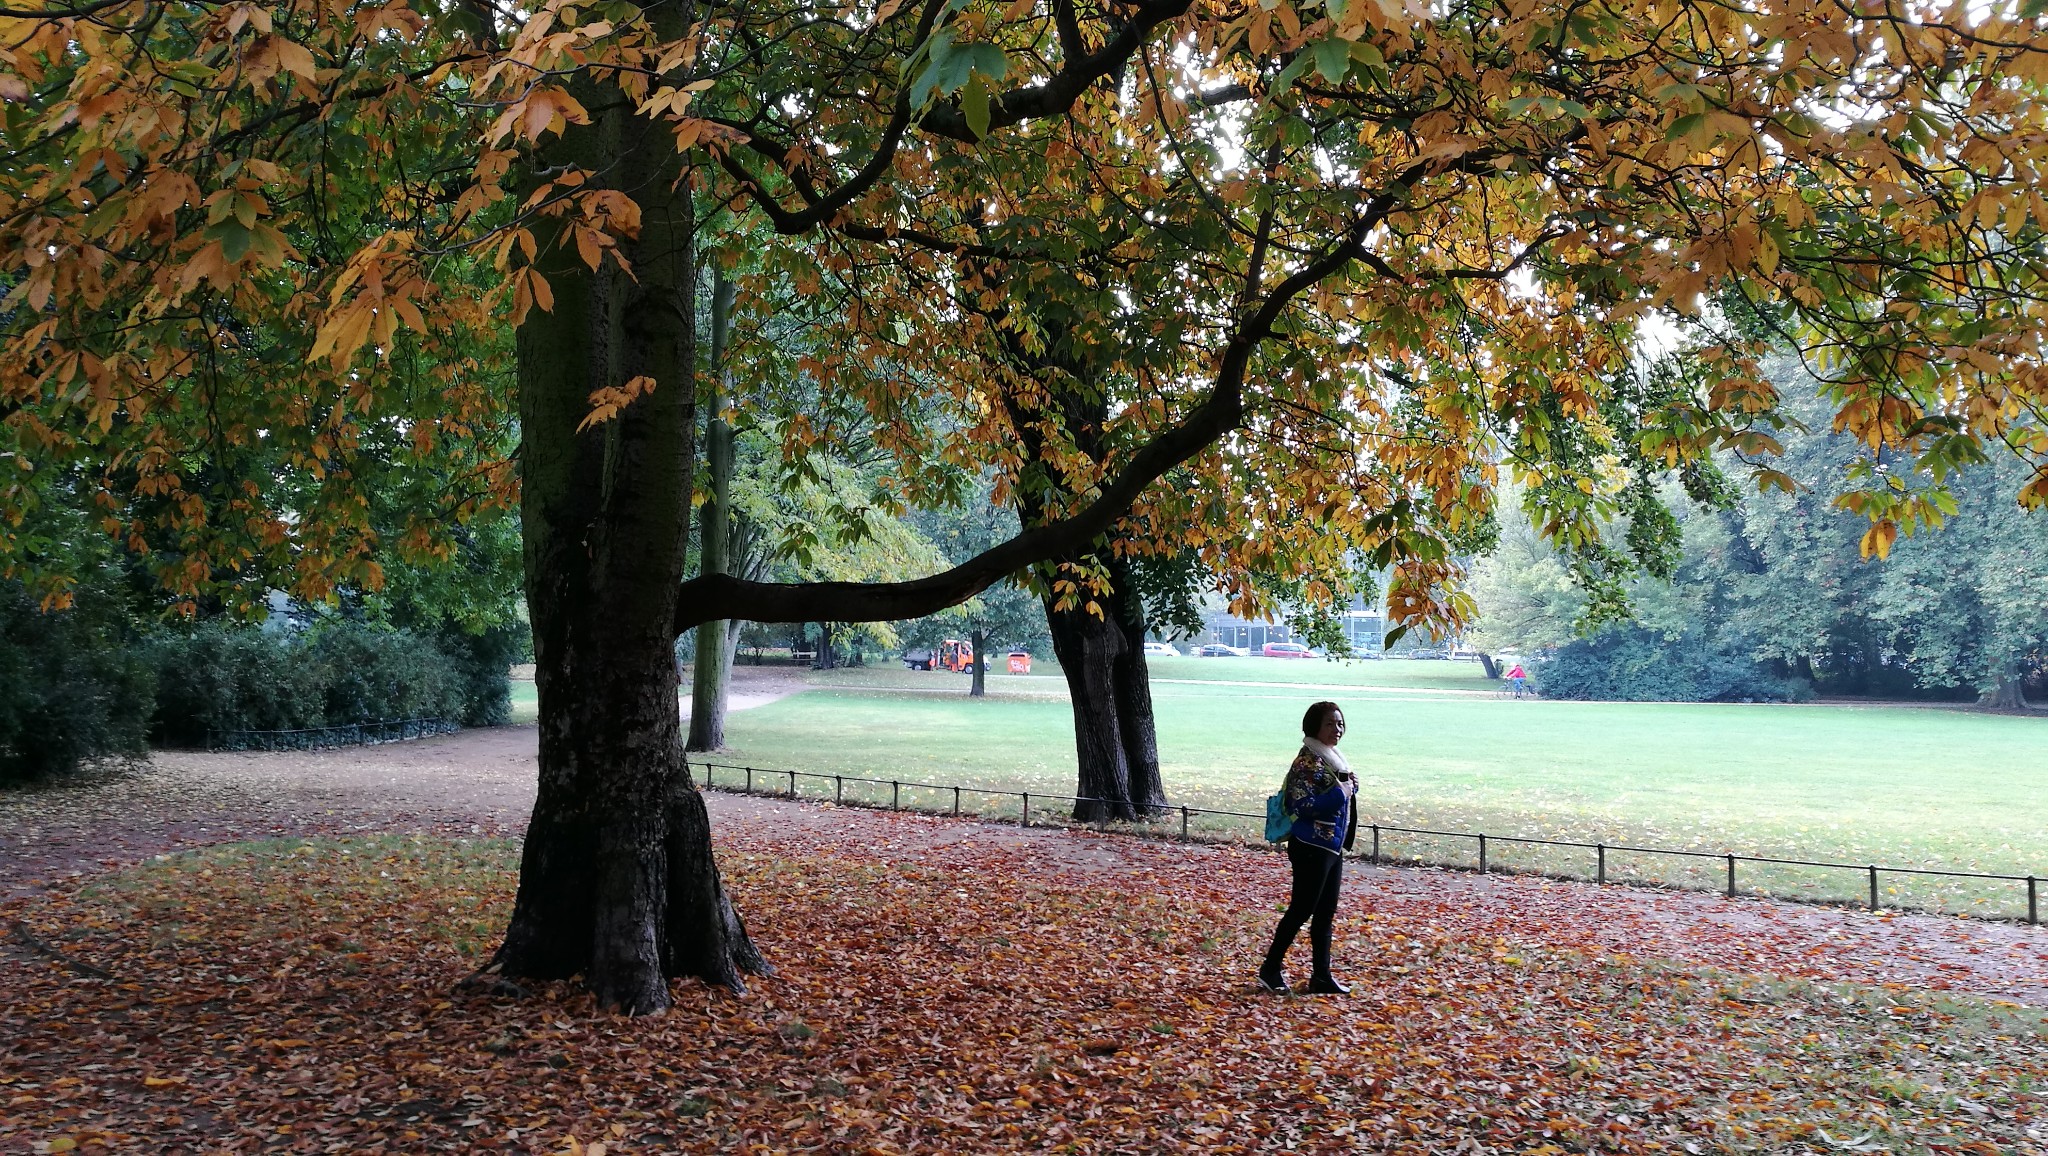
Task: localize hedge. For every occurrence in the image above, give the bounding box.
[0,582,156,784]
[147,620,516,747]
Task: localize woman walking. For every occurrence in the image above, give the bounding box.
[1259,700,1357,995]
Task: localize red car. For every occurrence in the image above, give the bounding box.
[1261,642,1314,658]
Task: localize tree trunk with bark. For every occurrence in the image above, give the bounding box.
[1043,556,1165,822]
[969,628,987,697]
[687,268,738,753]
[489,79,765,1013]
[1477,653,1500,680]
[1108,587,1163,812]
[1979,659,2031,710]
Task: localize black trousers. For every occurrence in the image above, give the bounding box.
[1264,839,1343,976]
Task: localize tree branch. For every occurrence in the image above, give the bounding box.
[671,202,1387,633]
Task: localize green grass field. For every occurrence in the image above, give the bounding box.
[684,657,2048,917]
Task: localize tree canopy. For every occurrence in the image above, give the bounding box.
[8,0,2048,629]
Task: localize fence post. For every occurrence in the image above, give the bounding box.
[2030,876,2038,926]
[1370,824,1380,864]
[1868,865,1880,912]
[1477,834,1488,874]
[1596,843,1606,885]
[834,775,843,804]
[745,766,753,794]
[892,781,900,811]
[1020,792,1030,827]
[1725,854,1737,898]
[953,786,961,817]
[1181,806,1190,841]
[788,769,797,798]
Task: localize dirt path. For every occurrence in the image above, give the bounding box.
[3,725,2043,1006]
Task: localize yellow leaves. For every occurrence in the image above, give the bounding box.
[1858,519,1898,561]
[2019,469,2048,510]
[489,86,590,145]
[577,375,658,433]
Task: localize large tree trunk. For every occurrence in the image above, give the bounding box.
[1108,570,1165,814]
[492,73,764,1013]
[687,268,738,752]
[1477,653,1500,680]
[969,627,987,697]
[1044,556,1165,823]
[1978,659,2030,710]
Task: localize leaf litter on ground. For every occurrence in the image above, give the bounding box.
[1,805,2044,1155]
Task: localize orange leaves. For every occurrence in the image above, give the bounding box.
[507,266,555,326]
[8,815,2042,1155]
[309,238,434,369]
[240,33,319,86]
[577,375,658,433]
[636,78,714,120]
[488,85,591,145]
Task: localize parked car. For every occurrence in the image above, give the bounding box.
[1195,643,1247,657]
[1261,641,1314,659]
[1141,641,1181,657]
[1407,647,1448,660]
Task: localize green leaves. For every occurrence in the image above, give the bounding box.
[1310,38,1351,85]
[962,71,992,141]
[908,28,1009,135]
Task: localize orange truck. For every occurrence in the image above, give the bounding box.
[905,639,985,671]
[935,639,979,672]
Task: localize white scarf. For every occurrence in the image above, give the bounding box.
[1302,736,1349,777]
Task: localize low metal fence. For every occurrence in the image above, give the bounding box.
[211,717,458,752]
[688,759,2042,926]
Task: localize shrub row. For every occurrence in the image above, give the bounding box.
[0,583,155,782]
[0,584,520,782]
[144,621,520,747]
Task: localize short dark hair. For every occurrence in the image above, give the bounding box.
[1301,700,1342,737]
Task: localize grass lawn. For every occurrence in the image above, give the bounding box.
[704,658,2048,917]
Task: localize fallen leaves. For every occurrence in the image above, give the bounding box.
[0,813,2043,1154]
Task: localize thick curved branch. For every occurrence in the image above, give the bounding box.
[673,377,1242,629]
[671,202,1386,633]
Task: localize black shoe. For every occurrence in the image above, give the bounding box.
[1257,966,1290,994]
[1305,974,1351,995]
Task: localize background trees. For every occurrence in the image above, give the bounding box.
[1470,357,2048,706]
